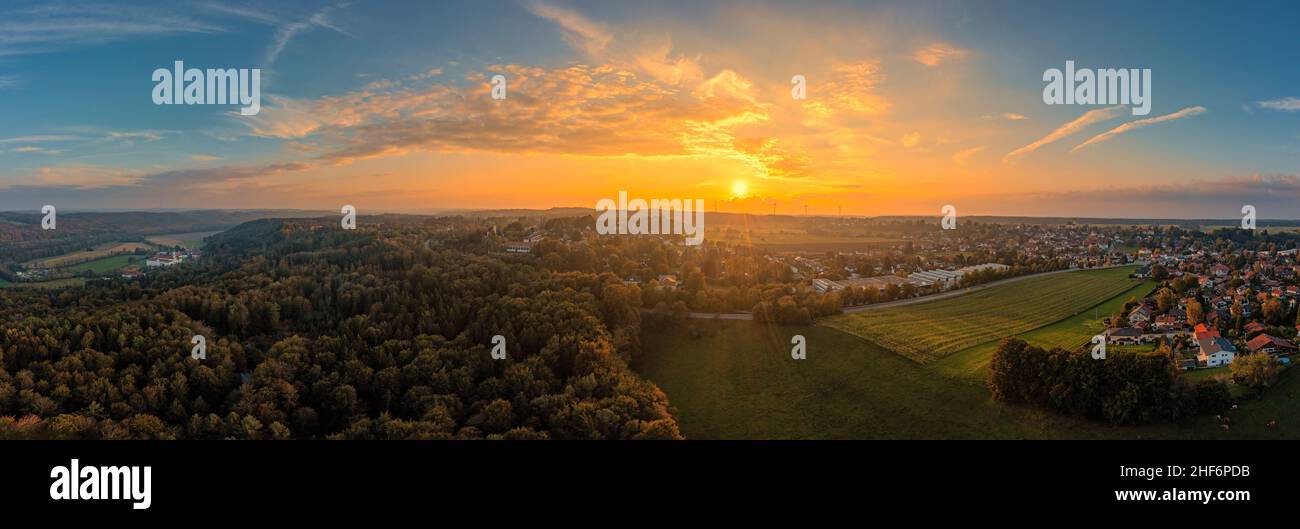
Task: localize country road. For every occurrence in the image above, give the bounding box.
[684,264,1131,320]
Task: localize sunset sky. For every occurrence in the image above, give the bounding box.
[1,0,1298,217]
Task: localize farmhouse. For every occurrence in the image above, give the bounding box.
[1127,305,1152,325]
[1104,327,1144,345]
[1152,314,1185,332]
[1243,321,1266,337]
[1246,334,1297,355]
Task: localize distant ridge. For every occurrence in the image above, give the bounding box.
[6,207,1297,228]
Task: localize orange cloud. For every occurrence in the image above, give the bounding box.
[243,64,769,167]
[912,42,969,67]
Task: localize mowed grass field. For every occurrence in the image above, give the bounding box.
[635,322,1146,438]
[821,266,1141,363]
[146,231,218,249]
[62,254,141,274]
[26,242,152,268]
[933,277,1155,379]
[635,320,1300,439]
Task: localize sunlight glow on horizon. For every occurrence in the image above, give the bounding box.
[731,180,749,198]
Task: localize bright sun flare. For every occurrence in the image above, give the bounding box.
[731,180,749,198]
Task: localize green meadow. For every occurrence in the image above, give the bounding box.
[636,266,1298,439]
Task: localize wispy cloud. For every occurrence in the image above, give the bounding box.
[0,2,227,55]
[193,0,280,25]
[0,1,347,62]
[1071,106,1206,153]
[0,134,85,144]
[912,42,968,67]
[103,130,170,143]
[983,112,1026,121]
[9,146,61,155]
[3,160,312,190]
[1003,106,1124,163]
[523,1,701,86]
[952,145,984,165]
[523,0,613,56]
[264,4,349,65]
[1257,97,1300,112]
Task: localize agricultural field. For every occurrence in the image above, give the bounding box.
[821,266,1142,363]
[636,320,1300,439]
[710,229,899,252]
[62,254,141,274]
[933,276,1155,379]
[704,215,904,252]
[25,242,152,268]
[145,230,219,249]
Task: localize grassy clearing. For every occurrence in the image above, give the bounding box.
[635,320,1300,439]
[634,321,1146,438]
[146,231,219,249]
[26,242,152,268]
[822,266,1141,363]
[62,254,140,274]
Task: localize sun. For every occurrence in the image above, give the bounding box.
[731,180,749,198]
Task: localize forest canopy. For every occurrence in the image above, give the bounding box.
[0,217,682,440]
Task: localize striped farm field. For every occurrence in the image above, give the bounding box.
[26,242,152,268]
[821,266,1141,364]
[932,277,1155,379]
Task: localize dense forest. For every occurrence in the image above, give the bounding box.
[0,217,682,439]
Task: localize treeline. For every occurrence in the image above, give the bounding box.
[987,338,1231,425]
[0,217,681,439]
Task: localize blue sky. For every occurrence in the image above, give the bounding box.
[0,0,1297,217]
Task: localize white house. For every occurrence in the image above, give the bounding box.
[1197,336,1237,368]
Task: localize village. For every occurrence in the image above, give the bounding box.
[496,215,1300,374]
[1104,243,1300,370]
